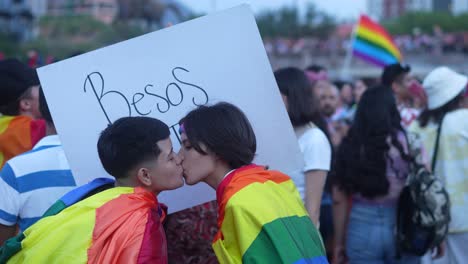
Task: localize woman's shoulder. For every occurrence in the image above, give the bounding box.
[299,125,326,140]
[444,109,468,126]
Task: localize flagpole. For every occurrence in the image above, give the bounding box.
[340,16,359,80]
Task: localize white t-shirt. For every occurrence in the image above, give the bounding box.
[290,123,332,200]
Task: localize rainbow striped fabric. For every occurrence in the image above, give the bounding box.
[352,15,402,67]
[2,179,168,264]
[0,115,45,168]
[213,165,328,264]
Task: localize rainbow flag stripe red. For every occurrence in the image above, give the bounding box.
[213,165,327,264]
[0,116,45,168]
[353,15,402,67]
[2,181,167,264]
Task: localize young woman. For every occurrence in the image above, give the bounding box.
[275,67,332,226]
[177,102,327,264]
[333,86,419,264]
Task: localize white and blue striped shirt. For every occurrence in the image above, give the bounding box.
[0,135,79,231]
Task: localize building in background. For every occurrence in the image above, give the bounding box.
[452,0,468,14]
[0,0,49,41]
[47,0,118,24]
[368,0,467,19]
[117,0,192,31]
[0,0,193,41]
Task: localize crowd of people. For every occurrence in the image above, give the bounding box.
[0,47,467,264]
[264,30,468,57]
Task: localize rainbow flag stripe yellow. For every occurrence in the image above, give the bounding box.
[213,165,328,264]
[353,15,402,67]
[2,181,167,264]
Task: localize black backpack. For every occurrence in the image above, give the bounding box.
[396,119,451,257]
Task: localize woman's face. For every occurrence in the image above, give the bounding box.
[178,133,217,185]
[354,80,367,103]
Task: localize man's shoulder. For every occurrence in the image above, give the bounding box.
[7,143,65,171]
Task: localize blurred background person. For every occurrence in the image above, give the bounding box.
[0,59,45,169]
[409,66,468,264]
[275,67,333,257]
[381,63,420,128]
[333,86,419,264]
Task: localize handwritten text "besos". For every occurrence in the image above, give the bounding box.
[83,66,209,124]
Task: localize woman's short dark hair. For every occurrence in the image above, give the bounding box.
[180,102,256,169]
[418,91,464,127]
[97,116,170,179]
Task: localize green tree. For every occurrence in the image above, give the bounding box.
[256,4,336,38]
[20,15,144,59]
[383,11,468,35]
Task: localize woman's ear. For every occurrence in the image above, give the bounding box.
[136,168,152,187]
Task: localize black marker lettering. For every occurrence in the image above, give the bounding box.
[166,82,184,106]
[169,123,182,144]
[144,84,170,113]
[132,92,151,116]
[84,72,131,124]
[172,67,208,106]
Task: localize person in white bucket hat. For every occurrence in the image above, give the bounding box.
[422,66,467,110]
[409,66,468,264]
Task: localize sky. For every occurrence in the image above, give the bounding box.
[178,0,368,21]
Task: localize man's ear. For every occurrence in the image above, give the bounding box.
[19,98,32,112]
[136,167,152,187]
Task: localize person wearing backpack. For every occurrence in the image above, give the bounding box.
[409,66,468,264]
[332,86,422,264]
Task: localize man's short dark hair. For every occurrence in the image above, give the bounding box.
[306,64,326,73]
[180,102,256,169]
[381,63,410,86]
[0,59,40,115]
[97,117,170,179]
[38,86,53,124]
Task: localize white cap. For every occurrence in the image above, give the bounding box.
[423,66,467,110]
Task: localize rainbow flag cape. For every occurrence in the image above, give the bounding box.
[213,165,328,264]
[352,15,402,67]
[0,115,45,168]
[1,178,168,264]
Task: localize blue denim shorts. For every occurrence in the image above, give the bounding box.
[346,203,420,264]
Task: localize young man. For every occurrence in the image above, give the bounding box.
[0,87,82,245]
[381,63,420,128]
[2,116,184,263]
[0,59,45,168]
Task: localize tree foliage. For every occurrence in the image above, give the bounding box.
[383,11,468,34]
[12,15,144,59]
[256,4,336,38]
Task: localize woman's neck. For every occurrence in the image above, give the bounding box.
[205,163,233,190]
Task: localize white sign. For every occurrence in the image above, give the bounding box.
[38,5,304,213]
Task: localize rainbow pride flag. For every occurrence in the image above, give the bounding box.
[213,165,327,264]
[1,178,168,264]
[352,15,402,67]
[0,115,45,168]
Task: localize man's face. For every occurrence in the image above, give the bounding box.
[320,84,340,118]
[393,73,412,102]
[340,84,353,105]
[138,138,184,194]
